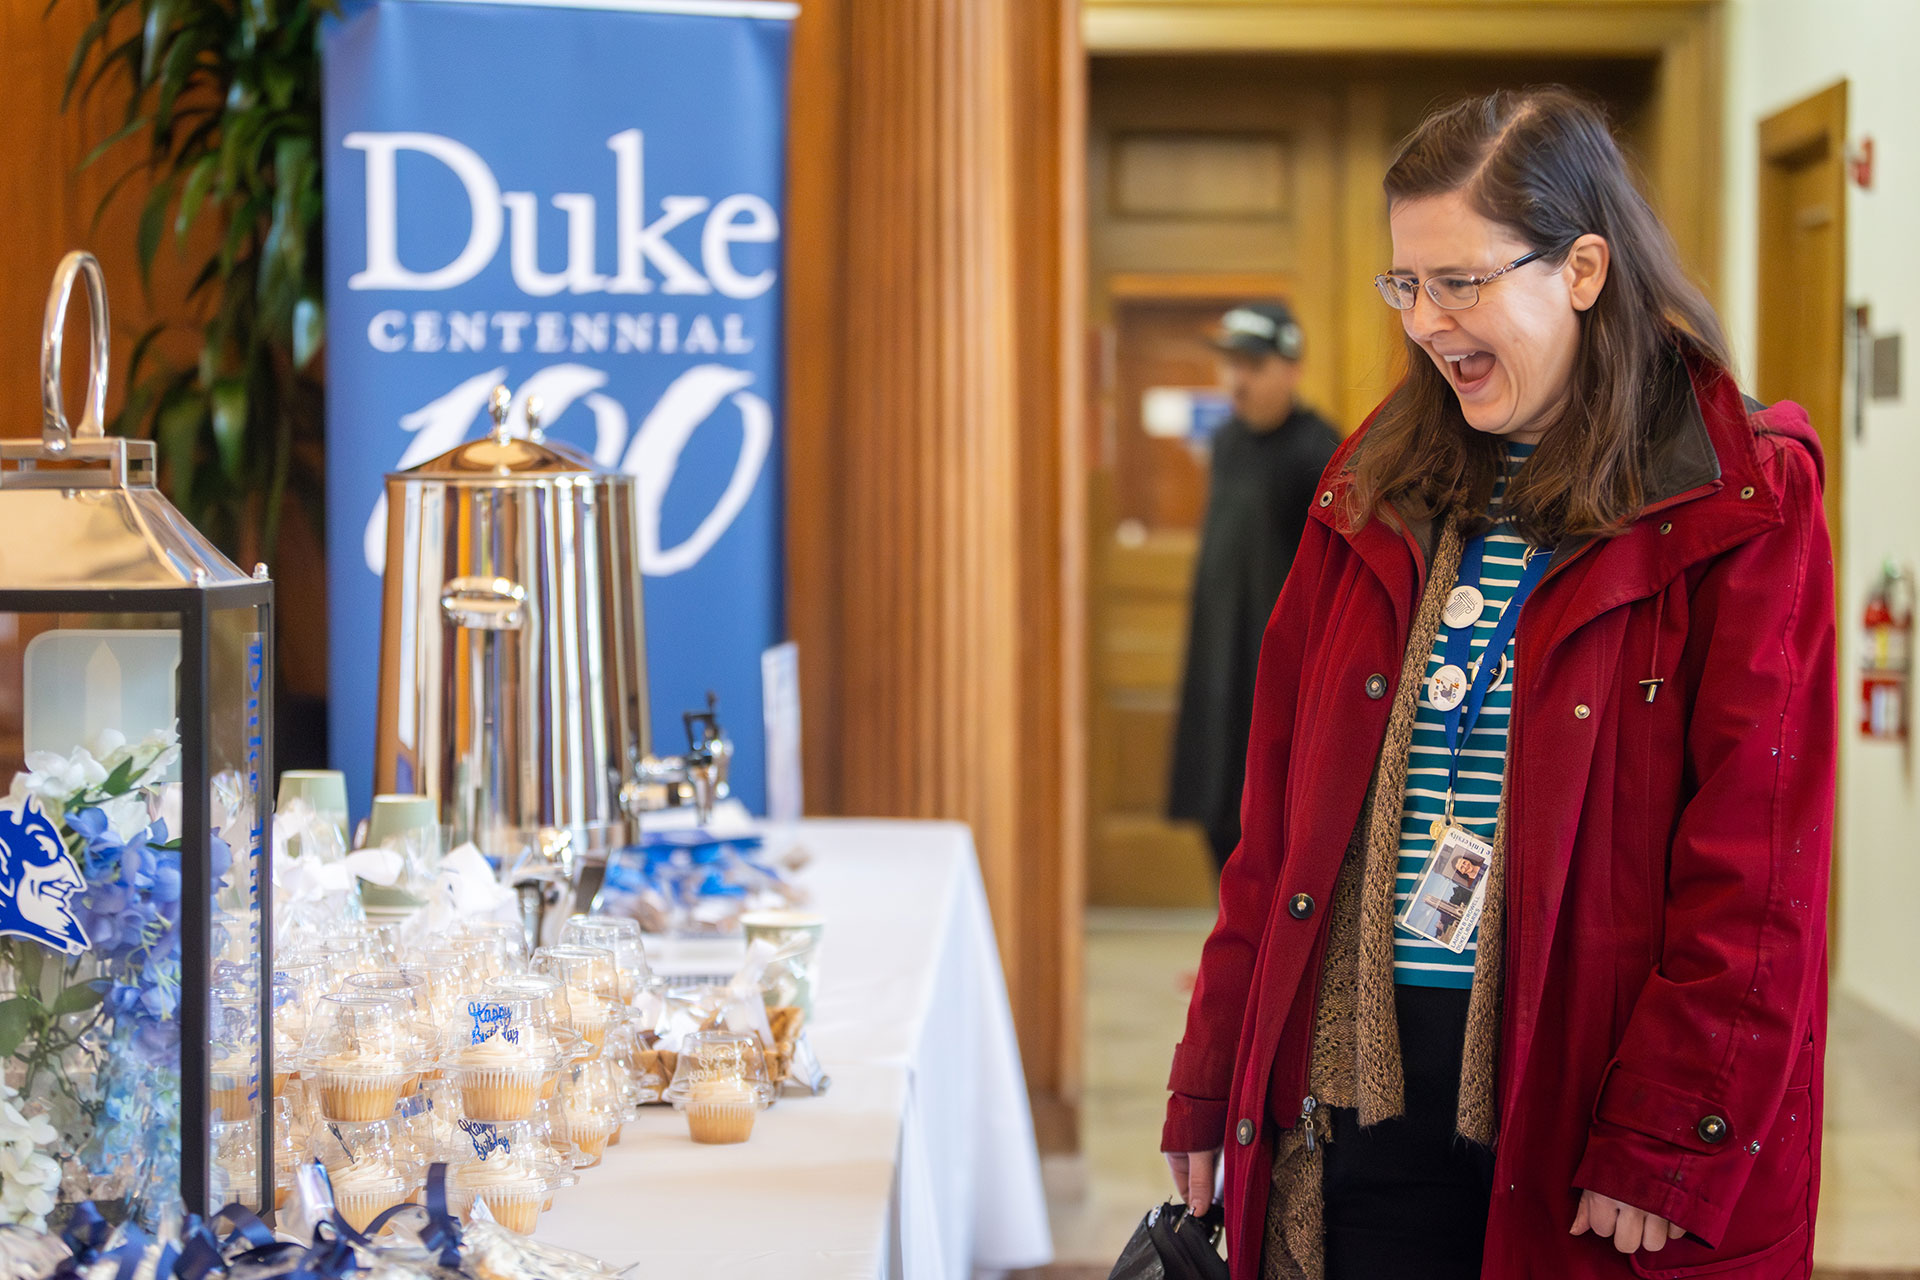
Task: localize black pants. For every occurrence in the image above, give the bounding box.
[1322,983,1496,1280]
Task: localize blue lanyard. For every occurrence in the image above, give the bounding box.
[1440,535,1551,810]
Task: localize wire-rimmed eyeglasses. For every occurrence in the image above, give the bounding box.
[1374,249,1546,311]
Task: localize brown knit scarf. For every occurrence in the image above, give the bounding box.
[1262,513,1510,1280]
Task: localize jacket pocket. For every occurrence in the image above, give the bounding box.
[1629,1220,1807,1279]
[1628,1037,1817,1279]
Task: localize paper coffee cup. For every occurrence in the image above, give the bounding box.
[740,910,825,1021]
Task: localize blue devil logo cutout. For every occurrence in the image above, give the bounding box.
[0,798,90,955]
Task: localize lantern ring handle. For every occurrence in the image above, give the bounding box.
[40,250,111,451]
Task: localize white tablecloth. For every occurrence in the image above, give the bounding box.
[536,819,1053,1278]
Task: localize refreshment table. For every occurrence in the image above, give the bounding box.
[536,819,1054,1278]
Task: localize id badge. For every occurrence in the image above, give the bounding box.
[1395,825,1494,953]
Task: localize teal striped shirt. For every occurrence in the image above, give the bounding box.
[1392,441,1537,988]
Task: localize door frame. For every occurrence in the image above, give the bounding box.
[1755,80,1847,538]
[1753,78,1847,960]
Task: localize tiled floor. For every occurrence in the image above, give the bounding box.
[1037,908,1920,1277]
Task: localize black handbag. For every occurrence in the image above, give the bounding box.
[1107,1201,1230,1280]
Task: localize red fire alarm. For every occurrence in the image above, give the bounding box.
[1851,136,1874,189]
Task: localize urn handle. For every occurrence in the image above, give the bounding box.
[441,576,528,630]
[39,250,110,451]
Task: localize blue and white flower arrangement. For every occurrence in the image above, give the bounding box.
[0,728,225,1229]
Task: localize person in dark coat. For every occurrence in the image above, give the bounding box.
[1169,302,1341,871]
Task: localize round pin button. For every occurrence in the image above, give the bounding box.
[1365,673,1387,699]
[1288,893,1315,920]
[1442,584,1485,630]
[1428,664,1469,712]
[1697,1115,1728,1144]
[1236,1119,1255,1146]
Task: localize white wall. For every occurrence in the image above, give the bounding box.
[1722,0,1920,1035]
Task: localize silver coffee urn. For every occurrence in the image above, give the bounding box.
[375,387,650,946]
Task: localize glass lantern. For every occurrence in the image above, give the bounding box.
[0,253,274,1226]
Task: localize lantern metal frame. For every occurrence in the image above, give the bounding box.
[0,252,277,1220]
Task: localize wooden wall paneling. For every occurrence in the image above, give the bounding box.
[1008,0,1089,1152]
[1336,82,1398,434]
[1646,2,1725,299]
[0,4,205,440]
[786,0,849,818]
[784,0,1086,1146]
[1082,2,1725,301]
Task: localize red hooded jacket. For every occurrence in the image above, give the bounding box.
[1163,352,1836,1279]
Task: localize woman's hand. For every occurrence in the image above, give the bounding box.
[1570,1188,1687,1252]
[1165,1148,1220,1216]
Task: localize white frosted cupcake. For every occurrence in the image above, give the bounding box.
[330,1156,413,1233]
[562,1096,617,1166]
[450,1157,546,1234]
[455,1034,544,1123]
[563,988,612,1058]
[316,1051,408,1122]
[685,1078,758,1145]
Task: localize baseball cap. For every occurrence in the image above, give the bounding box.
[1210,302,1303,362]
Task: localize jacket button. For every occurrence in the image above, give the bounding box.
[1288,893,1315,919]
[1236,1119,1255,1146]
[1574,703,1591,719]
[1365,674,1387,699]
[1697,1114,1728,1144]
[1318,490,1333,507]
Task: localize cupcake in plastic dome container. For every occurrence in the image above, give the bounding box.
[524,1093,585,1185]
[441,1122,564,1235]
[269,976,305,1099]
[210,986,262,1121]
[309,1118,419,1231]
[450,920,528,980]
[558,1059,630,1167]
[560,915,655,1003]
[530,945,621,1059]
[210,1115,260,1213]
[329,1153,417,1233]
[347,970,443,1079]
[271,1097,299,1211]
[445,993,554,1123]
[304,992,423,1121]
[664,1030,775,1145]
[482,974,579,1099]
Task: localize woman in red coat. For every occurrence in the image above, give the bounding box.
[1162,88,1835,1279]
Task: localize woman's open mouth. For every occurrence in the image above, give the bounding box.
[1443,350,1496,396]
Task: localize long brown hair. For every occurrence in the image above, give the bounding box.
[1344,87,1732,547]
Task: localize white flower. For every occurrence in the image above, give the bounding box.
[124,729,181,790]
[0,1085,59,1232]
[100,793,151,844]
[14,746,108,807]
[87,729,128,761]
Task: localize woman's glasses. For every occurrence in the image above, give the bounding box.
[1374,249,1545,311]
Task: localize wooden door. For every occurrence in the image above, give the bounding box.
[1756,81,1847,542]
[1086,69,1339,906]
[1093,284,1299,906]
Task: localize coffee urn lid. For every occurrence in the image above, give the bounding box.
[398,387,604,480]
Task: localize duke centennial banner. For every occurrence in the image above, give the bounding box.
[322,0,795,820]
